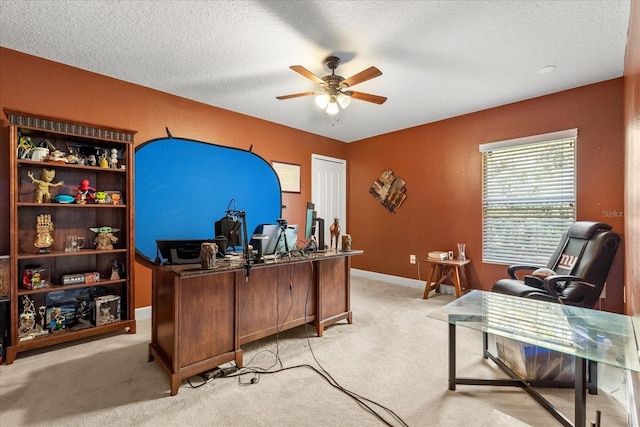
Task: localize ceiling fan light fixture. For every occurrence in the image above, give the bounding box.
[277,56,385,120]
[315,93,330,109]
[337,92,351,109]
[325,101,339,115]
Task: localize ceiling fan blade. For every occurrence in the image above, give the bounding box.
[290,65,326,85]
[340,66,382,88]
[349,91,387,105]
[276,91,317,100]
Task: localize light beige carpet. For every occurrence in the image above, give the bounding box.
[0,275,630,426]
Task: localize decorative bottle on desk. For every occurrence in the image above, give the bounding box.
[457,243,466,260]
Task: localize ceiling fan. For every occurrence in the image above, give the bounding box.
[276,56,387,115]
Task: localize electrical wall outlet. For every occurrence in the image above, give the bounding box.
[410,254,417,264]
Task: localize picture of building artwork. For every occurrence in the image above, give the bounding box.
[369,169,407,213]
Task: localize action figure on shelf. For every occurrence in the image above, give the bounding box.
[72,301,92,330]
[36,305,48,335]
[109,148,119,169]
[94,191,107,204]
[18,296,36,339]
[17,135,35,159]
[50,307,65,331]
[110,193,122,205]
[34,214,54,253]
[329,217,341,251]
[100,305,115,324]
[90,226,120,250]
[75,179,96,204]
[110,260,122,280]
[27,169,63,203]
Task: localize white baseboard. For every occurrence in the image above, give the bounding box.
[350,268,457,295]
[135,306,151,320]
[350,268,425,289]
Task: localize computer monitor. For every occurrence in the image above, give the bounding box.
[305,202,316,239]
[303,201,325,251]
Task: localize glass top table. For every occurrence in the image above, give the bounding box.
[427,290,640,427]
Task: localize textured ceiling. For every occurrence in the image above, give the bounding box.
[0,0,632,143]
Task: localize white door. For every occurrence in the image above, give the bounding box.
[311,154,346,250]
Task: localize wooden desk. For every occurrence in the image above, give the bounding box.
[423,258,471,299]
[148,250,362,395]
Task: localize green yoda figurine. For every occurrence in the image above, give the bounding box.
[90,226,120,250]
[94,191,107,204]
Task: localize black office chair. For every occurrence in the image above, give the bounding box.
[492,221,620,308]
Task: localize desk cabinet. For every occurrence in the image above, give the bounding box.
[149,251,360,395]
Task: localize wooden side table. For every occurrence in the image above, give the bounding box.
[423,258,471,299]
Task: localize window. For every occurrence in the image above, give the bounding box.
[480,129,577,265]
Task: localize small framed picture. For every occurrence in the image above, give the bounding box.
[272,161,301,193]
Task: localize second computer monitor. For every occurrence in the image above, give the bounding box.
[305,202,316,239]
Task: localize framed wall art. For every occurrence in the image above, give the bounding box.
[369,169,407,213]
[272,161,301,193]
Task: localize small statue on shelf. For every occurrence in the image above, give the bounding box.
[36,305,49,335]
[341,234,352,251]
[99,155,109,168]
[27,169,63,203]
[329,217,341,251]
[90,226,120,250]
[109,148,119,169]
[17,135,35,159]
[95,191,107,204]
[50,307,65,332]
[100,305,115,324]
[34,214,54,253]
[74,179,96,204]
[71,300,92,330]
[110,260,122,280]
[18,296,36,339]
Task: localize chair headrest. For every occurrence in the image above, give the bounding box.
[566,221,612,239]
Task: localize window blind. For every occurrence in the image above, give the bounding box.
[481,130,577,265]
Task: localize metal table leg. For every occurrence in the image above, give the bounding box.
[449,322,456,390]
[575,356,587,427]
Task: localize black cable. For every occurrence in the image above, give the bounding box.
[300,261,409,427]
[231,260,409,427]
[193,257,409,426]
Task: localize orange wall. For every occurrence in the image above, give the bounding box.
[0,48,347,308]
[624,0,640,317]
[347,79,626,312]
[0,47,630,314]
